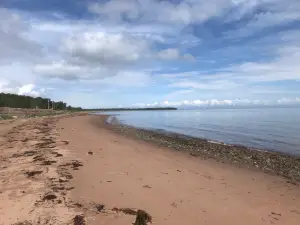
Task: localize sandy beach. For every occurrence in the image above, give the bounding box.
[1,114,300,225]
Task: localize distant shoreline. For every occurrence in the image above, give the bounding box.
[84,107,177,112]
[100,114,300,182]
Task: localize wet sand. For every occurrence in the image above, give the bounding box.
[1,114,300,225]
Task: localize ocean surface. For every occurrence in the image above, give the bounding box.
[102,107,300,156]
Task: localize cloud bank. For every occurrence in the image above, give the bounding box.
[0,0,299,107]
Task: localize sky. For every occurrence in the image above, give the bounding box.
[0,0,300,108]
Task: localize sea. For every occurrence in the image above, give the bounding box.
[102,107,300,156]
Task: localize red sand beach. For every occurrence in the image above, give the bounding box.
[1,114,300,225]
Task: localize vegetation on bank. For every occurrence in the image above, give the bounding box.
[0,93,82,111]
[0,114,13,120]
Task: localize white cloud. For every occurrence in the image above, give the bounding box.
[135,97,300,108]
[157,48,180,60]
[0,8,41,63]
[62,31,150,67]
[0,82,41,97]
[34,61,85,80]
[18,84,40,97]
[225,0,300,38]
[33,30,154,80]
[223,40,300,82]
[89,0,300,31]
[88,0,231,25]
[162,71,198,78]
[169,79,240,90]
[164,30,300,92]
[157,48,195,61]
[34,29,196,81]
[96,71,152,87]
[183,53,196,61]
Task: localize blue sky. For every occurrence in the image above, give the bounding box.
[0,0,300,108]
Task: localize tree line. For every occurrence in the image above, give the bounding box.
[0,93,82,111]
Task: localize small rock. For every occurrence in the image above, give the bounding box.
[134,210,152,225]
[72,215,85,225]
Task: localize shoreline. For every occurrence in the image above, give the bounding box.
[104,113,299,156]
[102,114,300,182]
[1,114,300,225]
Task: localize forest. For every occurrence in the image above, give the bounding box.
[0,93,81,111]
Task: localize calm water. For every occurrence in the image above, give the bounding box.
[104,108,300,156]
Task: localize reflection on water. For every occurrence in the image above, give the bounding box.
[100,108,300,155]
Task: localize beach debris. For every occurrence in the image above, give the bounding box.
[52,185,65,192]
[143,185,152,189]
[74,203,83,208]
[33,155,46,162]
[88,151,93,155]
[59,177,68,183]
[66,187,75,190]
[61,172,73,180]
[35,138,55,148]
[12,151,37,158]
[134,210,152,225]
[59,160,83,170]
[41,160,57,165]
[95,204,105,212]
[25,170,43,178]
[171,202,177,208]
[12,221,32,225]
[111,207,152,224]
[290,210,300,215]
[271,212,281,216]
[51,151,63,157]
[286,180,297,185]
[22,138,29,142]
[112,207,137,215]
[42,193,57,201]
[177,169,181,172]
[62,140,69,145]
[72,215,86,225]
[71,160,83,168]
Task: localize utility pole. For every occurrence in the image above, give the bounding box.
[48,99,50,110]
